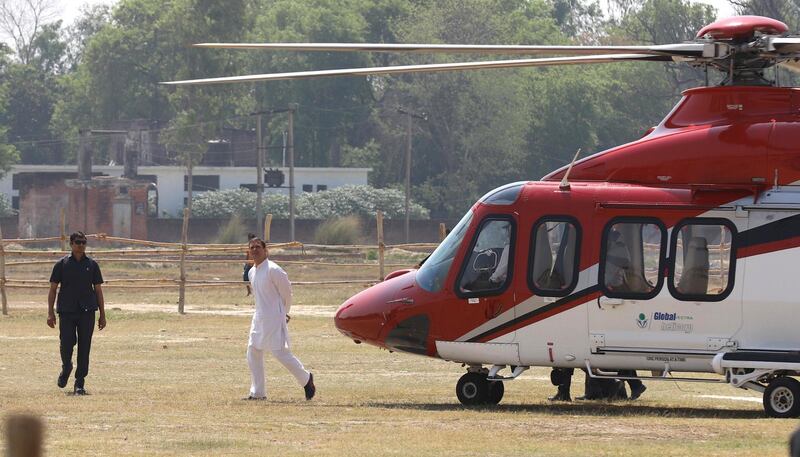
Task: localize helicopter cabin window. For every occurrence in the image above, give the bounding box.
[456,218,515,297]
[669,219,735,301]
[528,218,580,296]
[600,219,666,299]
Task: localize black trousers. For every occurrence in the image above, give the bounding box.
[618,370,644,389]
[58,311,95,387]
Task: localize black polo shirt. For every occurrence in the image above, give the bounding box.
[50,254,104,313]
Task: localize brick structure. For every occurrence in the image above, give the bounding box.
[18,174,150,239]
[17,173,72,238]
[65,177,150,239]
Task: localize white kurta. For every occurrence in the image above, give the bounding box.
[248,259,292,351]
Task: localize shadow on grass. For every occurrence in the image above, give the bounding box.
[363,401,765,419]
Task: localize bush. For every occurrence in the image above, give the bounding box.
[313,216,362,245]
[213,214,249,244]
[191,185,430,220]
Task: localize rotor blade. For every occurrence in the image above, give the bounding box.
[779,59,800,74]
[770,37,800,54]
[162,53,670,86]
[192,42,704,57]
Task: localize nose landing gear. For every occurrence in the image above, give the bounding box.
[456,370,505,406]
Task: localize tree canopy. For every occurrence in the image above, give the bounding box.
[0,0,742,213]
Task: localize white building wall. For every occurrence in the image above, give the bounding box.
[3,165,370,218]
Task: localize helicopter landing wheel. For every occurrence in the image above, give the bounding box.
[487,379,505,405]
[456,372,489,406]
[763,377,800,418]
[456,372,505,406]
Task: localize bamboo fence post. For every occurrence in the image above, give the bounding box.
[264,213,272,243]
[439,222,446,242]
[178,208,189,314]
[377,211,385,280]
[60,208,66,251]
[6,414,43,457]
[0,222,6,315]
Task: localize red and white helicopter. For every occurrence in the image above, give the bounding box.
[167,16,800,418]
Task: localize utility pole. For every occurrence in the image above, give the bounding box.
[78,129,90,230]
[397,107,427,243]
[288,103,297,241]
[256,113,265,235]
[251,108,291,238]
[185,157,193,215]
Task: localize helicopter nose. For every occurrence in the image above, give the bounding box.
[334,299,384,343]
[334,269,418,345]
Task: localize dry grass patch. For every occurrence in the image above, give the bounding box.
[1,306,797,457]
[1,260,797,456]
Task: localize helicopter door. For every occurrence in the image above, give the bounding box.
[589,218,665,352]
[588,217,742,354]
[453,216,518,345]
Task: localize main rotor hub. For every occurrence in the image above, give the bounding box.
[697,16,788,42]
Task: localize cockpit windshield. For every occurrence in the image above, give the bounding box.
[479,182,526,205]
[416,210,474,293]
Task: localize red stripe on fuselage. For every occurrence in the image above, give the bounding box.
[474,289,603,343]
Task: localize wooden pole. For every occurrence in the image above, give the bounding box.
[404,112,412,244]
[0,222,7,316]
[256,113,264,236]
[264,213,272,243]
[439,222,446,242]
[178,208,189,314]
[6,414,43,457]
[377,210,384,281]
[60,208,66,251]
[288,104,297,241]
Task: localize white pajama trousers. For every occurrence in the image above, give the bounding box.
[247,344,310,398]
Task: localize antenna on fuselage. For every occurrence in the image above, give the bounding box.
[559,148,582,191]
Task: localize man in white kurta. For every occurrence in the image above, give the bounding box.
[245,238,315,400]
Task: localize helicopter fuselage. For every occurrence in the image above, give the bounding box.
[334,85,800,414]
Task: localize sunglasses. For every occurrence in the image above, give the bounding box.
[72,240,87,245]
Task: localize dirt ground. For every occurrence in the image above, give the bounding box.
[1,252,798,456]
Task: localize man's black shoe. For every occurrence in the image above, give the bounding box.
[304,373,316,400]
[73,386,87,396]
[242,395,266,401]
[57,369,70,388]
[629,384,647,400]
[548,391,571,402]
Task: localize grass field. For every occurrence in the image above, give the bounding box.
[1,253,798,456]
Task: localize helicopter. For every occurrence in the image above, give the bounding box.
[166,15,800,418]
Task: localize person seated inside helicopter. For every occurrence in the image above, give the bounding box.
[531,222,571,291]
[460,222,511,293]
[604,229,633,293]
[604,228,655,294]
[676,236,710,295]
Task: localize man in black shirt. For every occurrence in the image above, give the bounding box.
[47,232,106,395]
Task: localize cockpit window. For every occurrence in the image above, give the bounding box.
[416,210,474,293]
[479,182,525,205]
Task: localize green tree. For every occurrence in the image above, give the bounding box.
[0,46,20,175]
[160,101,217,214]
[0,20,66,164]
[51,0,251,161]
[373,0,562,215]
[246,0,378,168]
